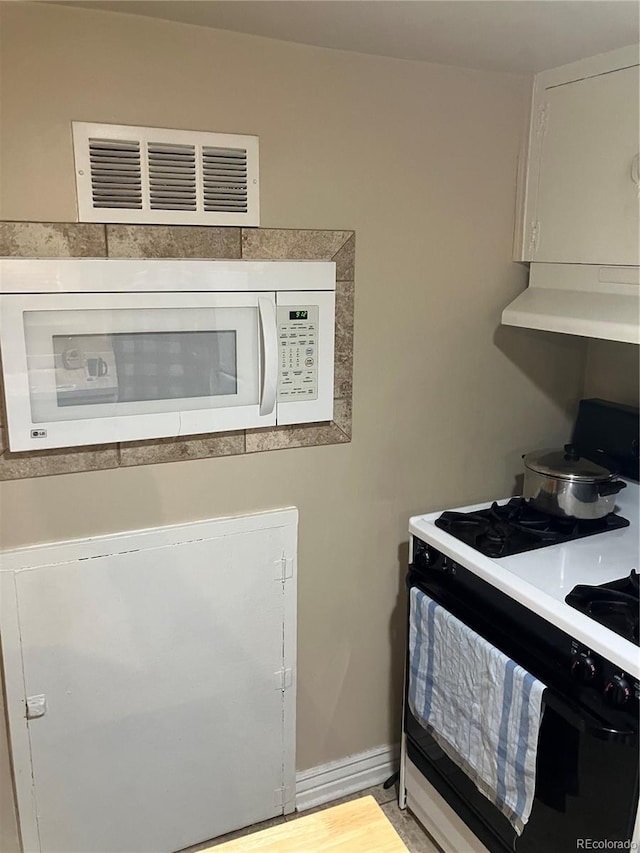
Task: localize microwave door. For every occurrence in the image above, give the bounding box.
[0,292,277,451]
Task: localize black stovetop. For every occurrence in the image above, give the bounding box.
[434,497,630,559]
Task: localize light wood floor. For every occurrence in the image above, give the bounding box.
[180,784,442,853]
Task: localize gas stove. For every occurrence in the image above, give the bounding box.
[405,488,640,851]
[403,400,640,853]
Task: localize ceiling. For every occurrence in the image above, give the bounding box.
[49,1,639,74]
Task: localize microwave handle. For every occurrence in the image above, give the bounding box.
[258,297,278,416]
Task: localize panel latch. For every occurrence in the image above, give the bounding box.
[26,694,47,719]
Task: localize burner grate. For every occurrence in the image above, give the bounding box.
[566,571,639,645]
[435,498,630,558]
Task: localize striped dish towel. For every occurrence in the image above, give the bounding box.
[408,587,546,836]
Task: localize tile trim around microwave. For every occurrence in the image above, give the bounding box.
[0,223,355,480]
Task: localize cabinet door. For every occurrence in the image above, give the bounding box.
[533,64,639,265]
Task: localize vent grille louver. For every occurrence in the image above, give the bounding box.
[73,122,259,225]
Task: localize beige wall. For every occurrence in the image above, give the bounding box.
[0,3,588,845]
[583,340,640,407]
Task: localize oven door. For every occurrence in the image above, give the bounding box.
[0,292,278,450]
[404,583,639,852]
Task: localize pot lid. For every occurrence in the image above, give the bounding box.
[523,444,617,482]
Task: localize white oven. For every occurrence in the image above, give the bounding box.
[0,259,335,451]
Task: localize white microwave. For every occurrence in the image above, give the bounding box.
[0,259,336,451]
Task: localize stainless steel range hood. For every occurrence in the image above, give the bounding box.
[502,263,640,344]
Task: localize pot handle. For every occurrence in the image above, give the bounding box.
[563,443,579,461]
[598,480,627,497]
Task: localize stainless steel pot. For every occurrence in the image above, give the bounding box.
[522,444,627,520]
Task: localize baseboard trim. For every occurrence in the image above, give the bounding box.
[295,743,400,812]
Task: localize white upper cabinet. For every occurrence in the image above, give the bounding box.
[515,46,640,265]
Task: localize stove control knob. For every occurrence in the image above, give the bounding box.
[604,675,631,707]
[413,543,438,570]
[570,653,597,683]
[412,542,448,572]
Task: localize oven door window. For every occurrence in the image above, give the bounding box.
[22,301,261,423]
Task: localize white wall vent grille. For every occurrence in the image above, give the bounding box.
[72,122,259,225]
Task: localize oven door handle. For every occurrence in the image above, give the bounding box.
[544,690,636,745]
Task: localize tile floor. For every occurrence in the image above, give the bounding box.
[181,783,442,852]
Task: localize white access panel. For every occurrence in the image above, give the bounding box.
[0,509,297,853]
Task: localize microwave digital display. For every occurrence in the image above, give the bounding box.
[289,310,308,320]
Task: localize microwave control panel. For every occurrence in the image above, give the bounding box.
[277,305,319,401]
